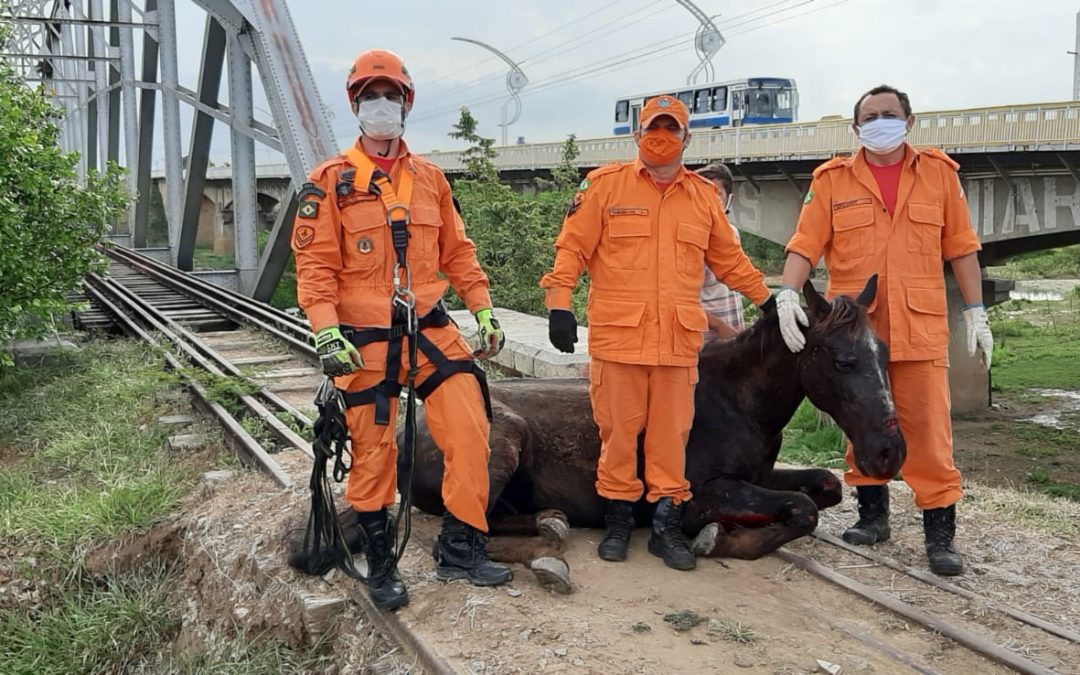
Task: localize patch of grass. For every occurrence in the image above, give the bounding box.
[707,619,759,644]
[663,610,707,632]
[779,400,846,469]
[192,243,235,271]
[0,565,179,675]
[990,301,1080,392]
[0,340,206,556]
[990,244,1080,280]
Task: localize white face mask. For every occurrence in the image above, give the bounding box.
[858,117,908,154]
[356,97,404,141]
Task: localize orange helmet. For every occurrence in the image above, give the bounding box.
[346,49,415,114]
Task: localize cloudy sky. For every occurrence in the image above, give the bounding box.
[162,0,1079,164]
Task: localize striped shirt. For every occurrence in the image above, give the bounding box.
[701,222,746,341]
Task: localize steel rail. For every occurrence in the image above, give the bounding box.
[81,278,293,488]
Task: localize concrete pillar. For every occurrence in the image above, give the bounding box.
[945,270,989,414]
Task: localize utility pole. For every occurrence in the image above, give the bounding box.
[1071,10,1080,100]
[451,37,528,147]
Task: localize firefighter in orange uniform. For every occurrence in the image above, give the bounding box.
[540,95,771,570]
[291,50,511,611]
[777,84,994,577]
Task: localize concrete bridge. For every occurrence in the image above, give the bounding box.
[167,100,1080,268]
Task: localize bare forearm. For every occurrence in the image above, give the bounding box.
[950,252,983,306]
[781,253,813,290]
[707,314,738,338]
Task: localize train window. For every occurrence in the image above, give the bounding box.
[694,89,711,113]
[713,86,728,112]
[776,90,793,115]
[677,90,695,109]
[749,91,774,117]
[615,100,629,123]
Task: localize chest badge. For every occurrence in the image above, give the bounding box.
[357,237,374,254]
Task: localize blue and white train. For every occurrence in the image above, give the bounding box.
[613,77,798,135]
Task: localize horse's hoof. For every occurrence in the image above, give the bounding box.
[537,510,569,544]
[529,556,573,594]
[691,522,720,556]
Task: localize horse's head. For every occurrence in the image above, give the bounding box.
[798,275,906,480]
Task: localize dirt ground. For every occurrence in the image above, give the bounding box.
[953,389,1080,495]
[136,443,1078,675]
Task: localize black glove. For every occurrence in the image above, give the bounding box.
[548,309,579,354]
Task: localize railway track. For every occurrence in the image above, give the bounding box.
[75,245,1076,674]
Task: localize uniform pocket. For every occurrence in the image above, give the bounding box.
[408,203,442,281]
[606,215,652,270]
[674,302,708,357]
[906,202,944,257]
[341,201,387,275]
[905,286,948,349]
[676,221,710,276]
[831,205,875,261]
[588,298,647,356]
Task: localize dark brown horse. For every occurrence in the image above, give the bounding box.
[399,277,905,591]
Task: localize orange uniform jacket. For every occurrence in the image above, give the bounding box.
[786,146,981,362]
[540,161,770,367]
[291,140,492,344]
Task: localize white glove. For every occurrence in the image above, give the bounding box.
[776,287,809,353]
[962,304,994,370]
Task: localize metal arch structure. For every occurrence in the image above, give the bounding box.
[674,0,725,86]
[451,36,528,147]
[0,0,336,299]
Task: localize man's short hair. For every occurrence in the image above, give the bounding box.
[853,84,912,122]
[696,162,733,195]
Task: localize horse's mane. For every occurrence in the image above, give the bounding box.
[811,294,868,338]
[699,293,868,366]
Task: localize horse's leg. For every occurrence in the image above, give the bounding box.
[482,422,573,594]
[689,479,819,560]
[765,468,843,510]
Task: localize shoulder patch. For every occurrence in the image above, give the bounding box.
[452,195,463,215]
[297,182,327,201]
[919,147,960,170]
[297,200,320,219]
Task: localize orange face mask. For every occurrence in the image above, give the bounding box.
[638,129,684,165]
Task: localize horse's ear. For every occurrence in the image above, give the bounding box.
[802,280,831,321]
[856,274,879,308]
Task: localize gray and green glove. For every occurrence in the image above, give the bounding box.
[314,326,363,377]
[473,308,505,361]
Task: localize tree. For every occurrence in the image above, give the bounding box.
[448,107,498,182]
[0,36,127,363]
[550,134,581,191]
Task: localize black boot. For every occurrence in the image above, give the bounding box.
[597,499,635,562]
[842,485,891,546]
[647,497,696,571]
[355,510,409,611]
[923,505,964,576]
[435,513,513,586]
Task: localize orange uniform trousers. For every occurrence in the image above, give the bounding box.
[844,359,962,509]
[589,358,696,504]
[337,323,492,533]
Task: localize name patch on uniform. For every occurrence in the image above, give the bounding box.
[832,197,872,212]
[608,207,649,217]
[293,225,315,249]
[298,200,319,219]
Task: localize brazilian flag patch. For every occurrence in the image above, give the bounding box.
[298,200,319,219]
[578,178,590,192]
[803,190,814,204]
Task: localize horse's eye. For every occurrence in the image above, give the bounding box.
[834,356,857,372]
